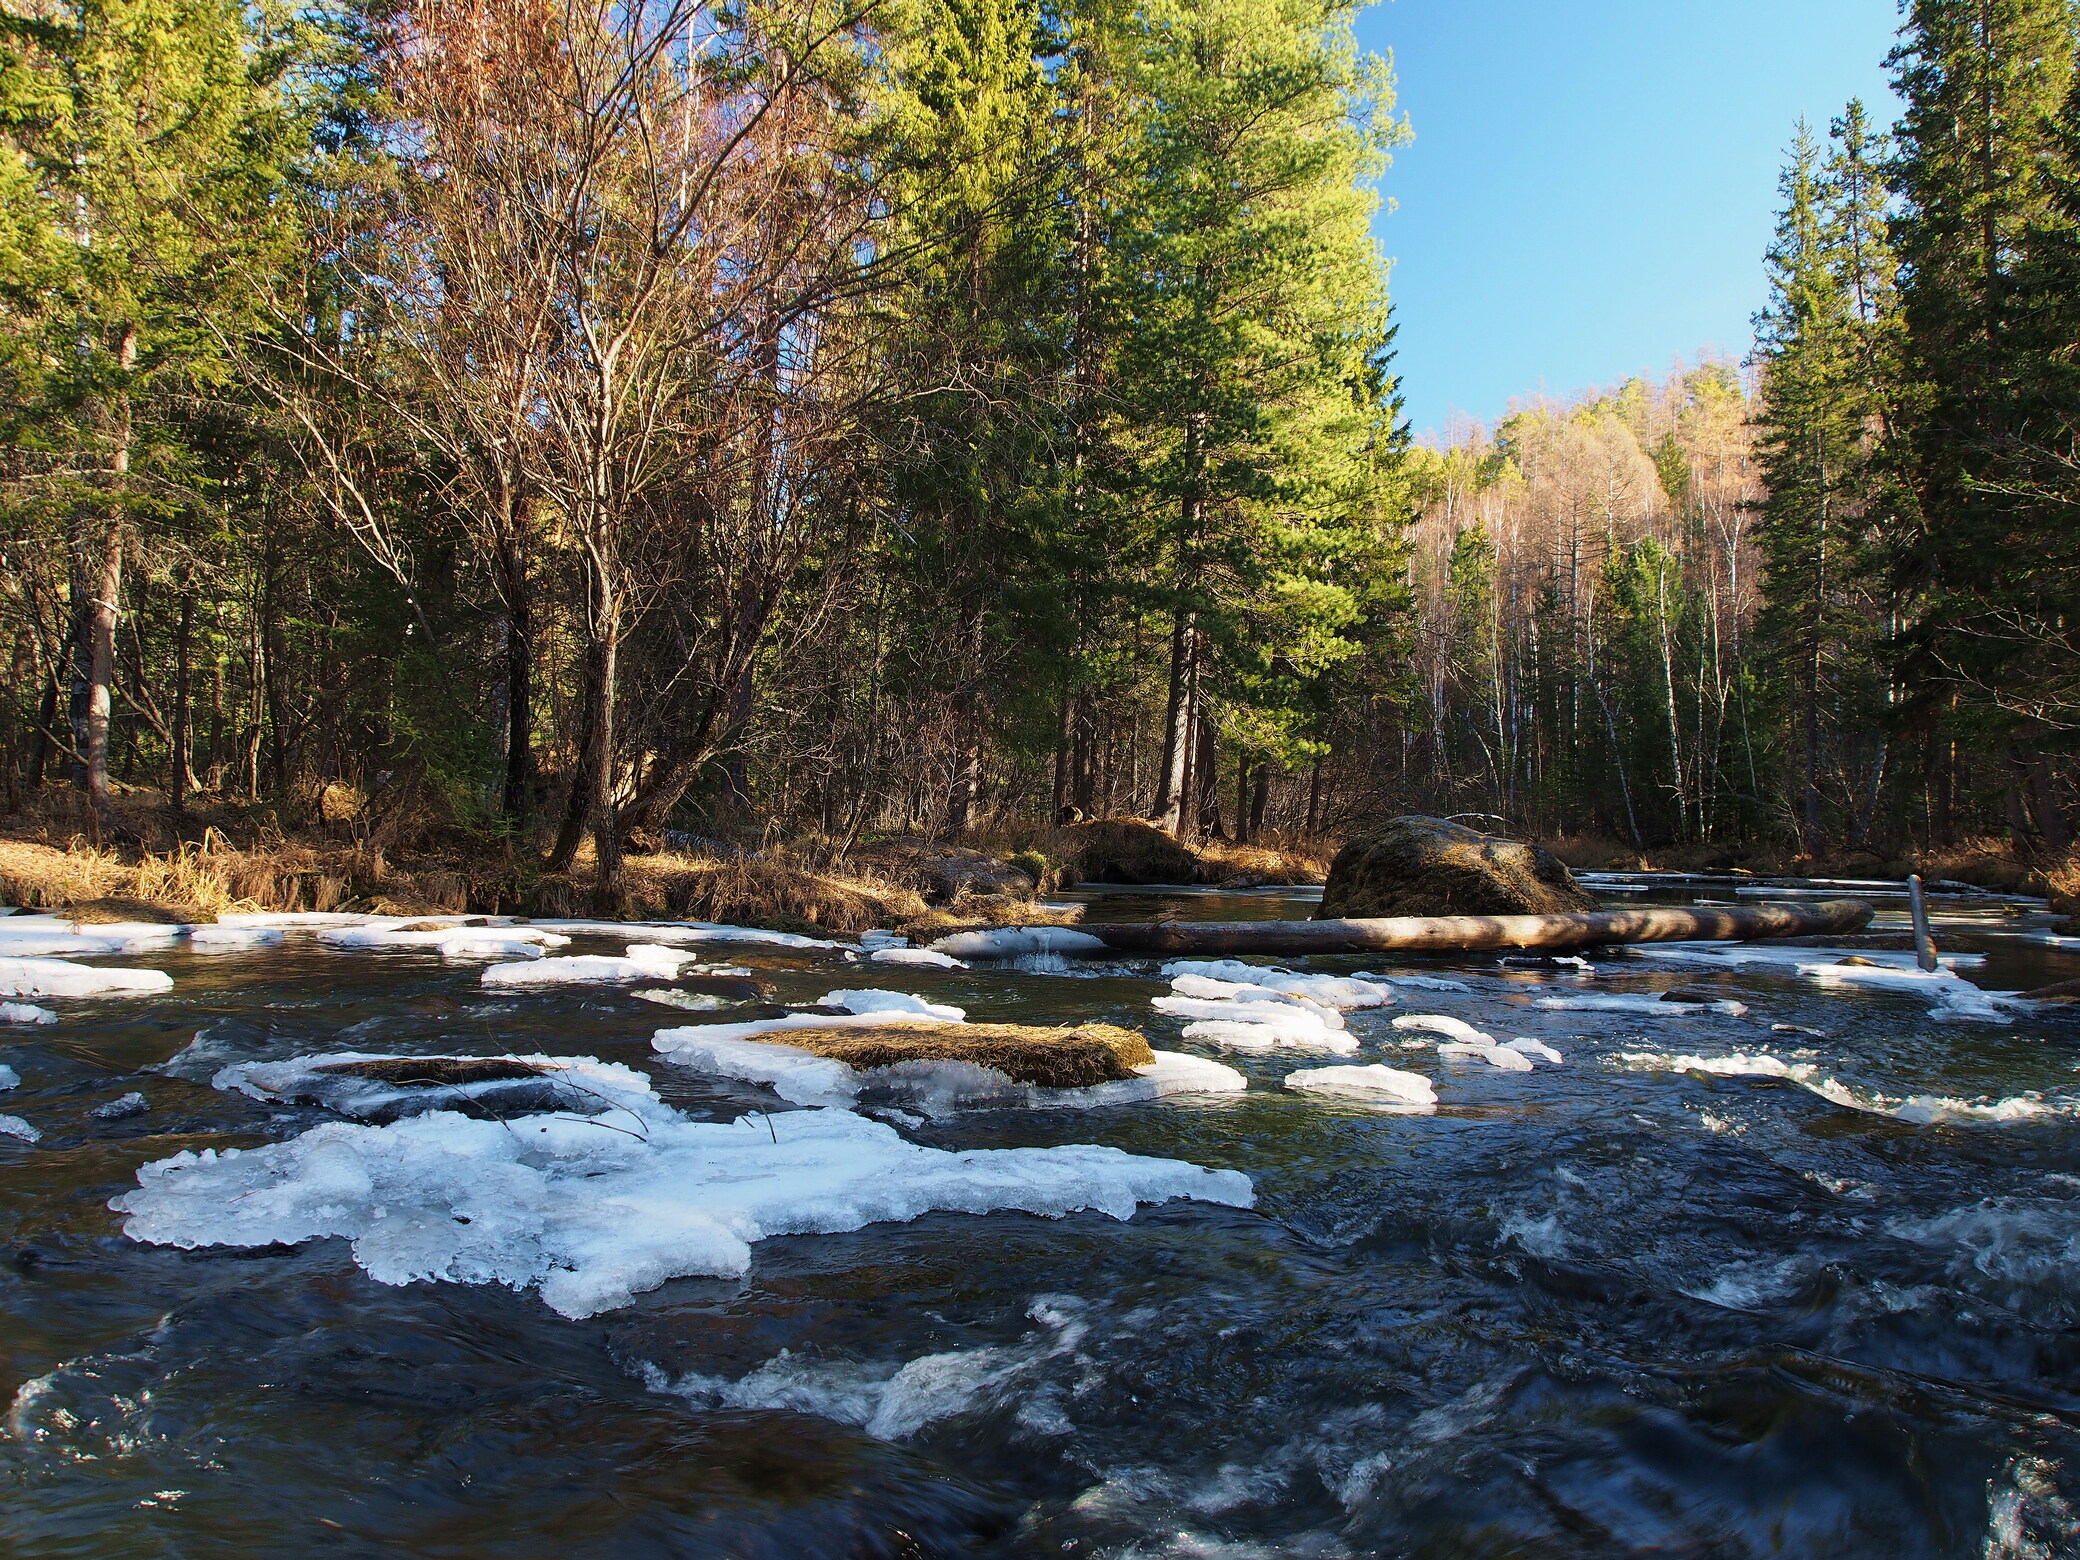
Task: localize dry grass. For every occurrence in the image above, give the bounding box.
[767,1019,1157,1089]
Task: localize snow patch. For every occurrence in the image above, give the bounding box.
[112,1100,1252,1317]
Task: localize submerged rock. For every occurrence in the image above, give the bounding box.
[1317,816,1596,919]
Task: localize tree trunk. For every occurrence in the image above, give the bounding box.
[498,528,534,827]
[545,661,603,874]
[589,628,624,914]
[171,567,195,814]
[1194,717,1223,840]
[1248,762,1272,839]
[1154,609,1195,832]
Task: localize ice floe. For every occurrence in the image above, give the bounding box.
[531,919,843,951]
[928,927,1109,959]
[1,1001,56,1025]
[655,1030,1245,1115]
[1355,972,1474,994]
[1391,1014,1493,1045]
[112,1097,1252,1317]
[870,947,967,969]
[318,923,572,960]
[1503,1037,1565,1064]
[645,1297,1088,1441]
[1153,995,1344,1031]
[1283,1064,1437,1107]
[1533,993,1748,1017]
[1607,1049,2072,1125]
[0,1114,39,1142]
[0,1064,18,1089]
[1630,942,1986,971]
[857,930,909,951]
[90,1092,149,1120]
[214,1051,660,1124]
[819,989,967,1022]
[0,957,172,998]
[480,944,694,987]
[1158,961,1393,1009]
[1437,1041,1535,1071]
[1795,960,2012,1023]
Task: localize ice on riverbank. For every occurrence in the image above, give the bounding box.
[1630,942,1986,972]
[1,1002,56,1024]
[1284,1064,1437,1107]
[1795,960,2013,1023]
[0,957,172,998]
[656,1029,1244,1115]
[113,1098,1252,1317]
[531,919,844,951]
[0,917,282,957]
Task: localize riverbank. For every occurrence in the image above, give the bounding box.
[0,794,1332,933]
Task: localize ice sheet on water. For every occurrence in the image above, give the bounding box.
[1534,993,1748,1017]
[857,930,909,950]
[1158,962,1392,1009]
[645,1297,1090,1441]
[1503,1037,1565,1065]
[1152,994,1345,1031]
[319,924,570,960]
[870,947,966,969]
[632,988,736,1012]
[480,944,693,987]
[1391,1014,1493,1045]
[819,989,967,1022]
[0,1064,19,1089]
[1356,972,1474,994]
[531,919,843,951]
[0,1114,39,1142]
[1437,1041,1535,1072]
[214,1051,661,1125]
[1796,961,2012,1024]
[0,957,172,998]
[112,1097,1252,1317]
[1631,942,1987,971]
[655,1007,967,1051]
[1,1002,55,1025]
[655,1029,1244,1114]
[1607,1049,2073,1126]
[1181,1016,1359,1055]
[1283,1064,1436,1107]
[215,912,385,928]
[928,927,1109,958]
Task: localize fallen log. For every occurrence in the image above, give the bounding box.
[940,899,1875,959]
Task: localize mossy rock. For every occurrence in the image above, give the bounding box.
[1058,818,1202,886]
[1318,816,1596,919]
[769,1020,1156,1090]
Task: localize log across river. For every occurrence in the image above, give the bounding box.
[1047,897,1876,957]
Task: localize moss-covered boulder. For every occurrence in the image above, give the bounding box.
[1058,818,1203,885]
[1318,816,1596,919]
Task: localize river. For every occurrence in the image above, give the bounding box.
[3,877,2078,1558]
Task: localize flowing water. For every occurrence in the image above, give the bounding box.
[5,881,2080,1558]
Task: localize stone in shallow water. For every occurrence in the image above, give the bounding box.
[90,1092,150,1120]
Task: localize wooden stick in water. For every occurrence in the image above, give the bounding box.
[1067,898,1875,957]
[1907,874,1939,972]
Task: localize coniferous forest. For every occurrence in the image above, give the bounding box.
[5,0,2080,904]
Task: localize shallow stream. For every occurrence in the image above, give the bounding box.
[6,879,2080,1558]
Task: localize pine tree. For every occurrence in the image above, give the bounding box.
[1887,0,2078,787]
[0,0,290,827]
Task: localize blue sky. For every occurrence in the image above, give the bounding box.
[1357,0,1903,435]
